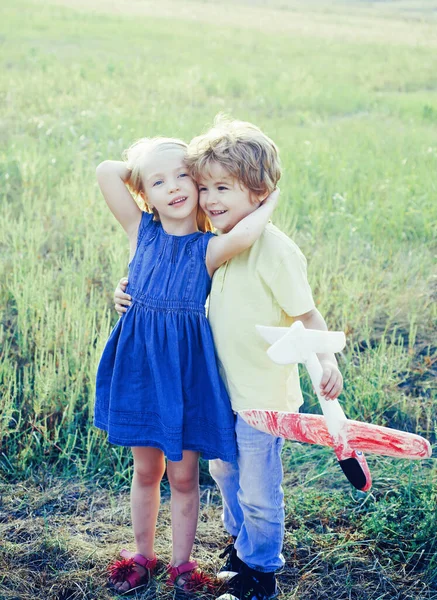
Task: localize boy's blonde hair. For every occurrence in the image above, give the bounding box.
[123,137,212,232]
[186,115,281,199]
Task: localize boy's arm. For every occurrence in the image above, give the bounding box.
[205,188,279,276]
[293,308,343,400]
[96,160,142,237]
[264,243,342,400]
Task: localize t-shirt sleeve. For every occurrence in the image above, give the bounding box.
[268,248,315,317]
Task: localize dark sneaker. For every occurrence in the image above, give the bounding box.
[217,564,278,600]
[217,542,244,581]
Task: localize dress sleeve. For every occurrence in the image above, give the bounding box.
[198,231,216,262]
[136,210,155,246]
[267,247,315,317]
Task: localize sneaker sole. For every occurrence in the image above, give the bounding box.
[217,590,278,600]
[217,594,278,600]
[217,569,240,582]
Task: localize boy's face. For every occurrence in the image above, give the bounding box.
[198,163,260,233]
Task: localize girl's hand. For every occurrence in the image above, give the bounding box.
[319,360,343,400]
[205,187,280,277]
[114,277,131,315]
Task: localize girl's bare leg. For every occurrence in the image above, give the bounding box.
[114,446,165,593]
[166,450,200,566]
[131,446,166,556]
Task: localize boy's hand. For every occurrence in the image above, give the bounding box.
[114,277,131,315]
[319,360,343,400]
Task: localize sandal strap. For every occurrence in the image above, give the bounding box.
[120,549,157,570]
[167,560,198,577]
[124,569,144,590]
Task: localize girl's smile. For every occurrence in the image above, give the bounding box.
[142,147,199,234]
[169,195,188,206]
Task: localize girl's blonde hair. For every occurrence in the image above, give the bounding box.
[186,115,281,200]
[123,137,212,233]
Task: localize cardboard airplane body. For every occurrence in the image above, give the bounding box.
[240,410,432,460]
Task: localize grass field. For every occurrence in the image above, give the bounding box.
[1,0,436,598]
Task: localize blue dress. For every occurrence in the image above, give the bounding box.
[95,212,237,462]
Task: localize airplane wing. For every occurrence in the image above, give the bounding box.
[239,410,432,460]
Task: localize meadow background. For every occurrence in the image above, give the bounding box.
[0,0,436,598]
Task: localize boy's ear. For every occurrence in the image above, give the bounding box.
[250,189,269,204]
[257,190,270,204]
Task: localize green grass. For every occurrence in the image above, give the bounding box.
[0,0,436,598]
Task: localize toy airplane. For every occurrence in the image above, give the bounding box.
[239,321,432,491]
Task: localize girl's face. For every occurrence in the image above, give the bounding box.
[141,147,198,223]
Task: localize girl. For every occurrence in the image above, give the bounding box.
[94,136,277,594]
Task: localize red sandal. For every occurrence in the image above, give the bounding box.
[108,549,157,593]
[166,560,215,594]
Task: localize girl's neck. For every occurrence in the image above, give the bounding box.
[158,213,199,236]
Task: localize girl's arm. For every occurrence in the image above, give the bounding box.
[205,188,279,276]
[96,160,142,237]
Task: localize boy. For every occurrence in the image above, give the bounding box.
[114,117,342,600]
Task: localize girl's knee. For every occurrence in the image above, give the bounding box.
[167,461,199,493]
[134,463,164,487]
[167,451,199,493]
[168,470,198,493]
[133,449,165,487]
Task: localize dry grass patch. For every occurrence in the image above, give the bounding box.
[1,472,436,599]
[0,478,229,600]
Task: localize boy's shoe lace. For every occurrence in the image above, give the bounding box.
[217,542,244,581]
[217,563,278,600]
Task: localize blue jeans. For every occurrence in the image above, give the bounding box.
[209,414,285,572]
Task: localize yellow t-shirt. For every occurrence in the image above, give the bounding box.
[208,223,315,413]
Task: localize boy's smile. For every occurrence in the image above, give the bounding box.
[198,163,261,233]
